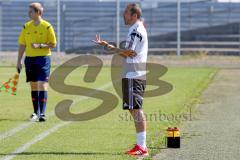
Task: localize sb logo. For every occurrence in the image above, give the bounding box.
[49,55,173,121]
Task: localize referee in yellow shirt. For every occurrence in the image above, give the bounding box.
[16,2,57,122]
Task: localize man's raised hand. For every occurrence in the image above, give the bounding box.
[92,34,108,46]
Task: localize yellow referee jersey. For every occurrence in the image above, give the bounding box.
[18,18,57,57]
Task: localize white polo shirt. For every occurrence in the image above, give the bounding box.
[122,20,148,80]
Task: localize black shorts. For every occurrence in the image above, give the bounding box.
[122,78,146,110]
[24,56,51,82]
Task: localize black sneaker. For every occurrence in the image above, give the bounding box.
[39,115,46,122]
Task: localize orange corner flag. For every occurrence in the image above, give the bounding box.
[0,74,19,95]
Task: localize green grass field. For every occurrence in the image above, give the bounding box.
[0,66,217,160]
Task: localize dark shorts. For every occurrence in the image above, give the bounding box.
[122,78,146,110]
[24,56,51,82]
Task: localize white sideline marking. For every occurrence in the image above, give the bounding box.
[0,123,32,141]
[2,122,70,160]
[0,110,57,140]
[1,81,119,160]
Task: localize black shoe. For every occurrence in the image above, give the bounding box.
[39,115,46,122]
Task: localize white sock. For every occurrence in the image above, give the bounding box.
[137,131,146,149]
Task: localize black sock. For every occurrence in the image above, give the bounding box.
[31,91,39,114]
[39,91,47,115]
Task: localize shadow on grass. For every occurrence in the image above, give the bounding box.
[149,147,168,150]
[0,118,27,122]
[0,151,123,156]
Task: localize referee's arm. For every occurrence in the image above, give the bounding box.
[17,26,26,73]
[31,43,56,49]
[17,45,26,72]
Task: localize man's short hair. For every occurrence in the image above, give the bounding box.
[128,3,142,19]
[29,2,44,15]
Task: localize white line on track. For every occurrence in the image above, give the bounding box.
[1,122,70,160]
[0,123,32,141]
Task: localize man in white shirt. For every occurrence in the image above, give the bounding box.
[93,3,148,157]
